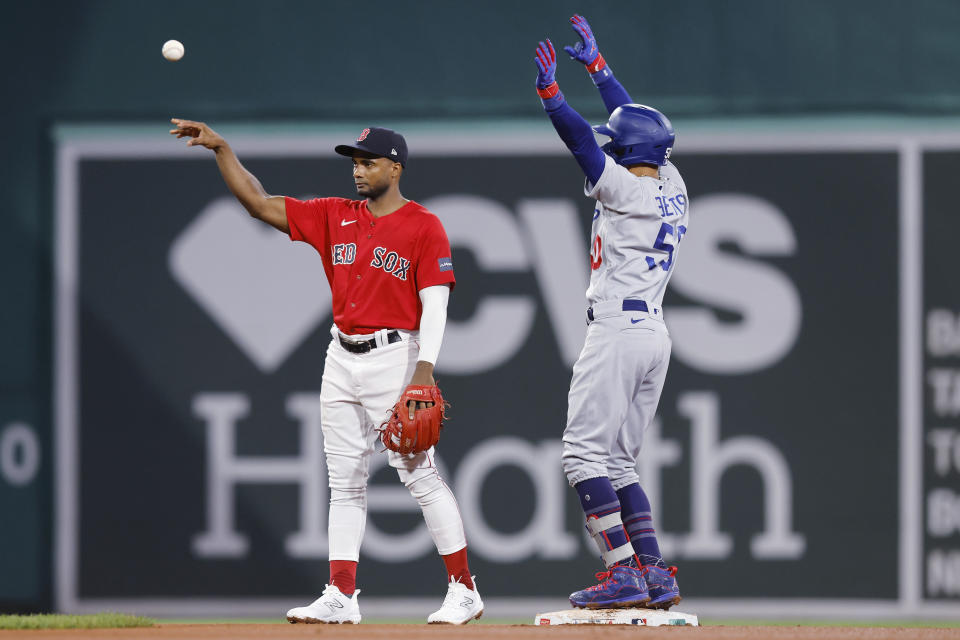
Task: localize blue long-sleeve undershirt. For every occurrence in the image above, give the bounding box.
[546,101,606,185]
[541,67,633,184]
[594,71,634,115]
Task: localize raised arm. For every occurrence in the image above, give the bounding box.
[170,119,289,233]
[535,40,605,185]
[563,15,633,115]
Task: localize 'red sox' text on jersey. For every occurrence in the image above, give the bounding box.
[284,197,455,335]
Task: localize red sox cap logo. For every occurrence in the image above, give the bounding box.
[357,128,370,142]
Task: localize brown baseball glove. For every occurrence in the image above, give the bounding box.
[379,384,449,454]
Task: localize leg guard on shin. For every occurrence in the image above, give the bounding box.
[585,512,638,567]
[575,477,637,568]
[399,466,466,555]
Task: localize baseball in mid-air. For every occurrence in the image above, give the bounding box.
[162,39,184,61]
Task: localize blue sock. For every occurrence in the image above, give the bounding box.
[575,477,638,568]
[616,483,666,568]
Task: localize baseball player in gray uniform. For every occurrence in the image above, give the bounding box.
[534,15,686,609]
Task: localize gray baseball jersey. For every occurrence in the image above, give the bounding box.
[584,156,689,312]
[562,156,689,490]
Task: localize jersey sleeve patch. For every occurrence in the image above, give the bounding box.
[414,215,456,291]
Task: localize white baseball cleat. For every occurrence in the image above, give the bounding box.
[427,576,484,624]
[286,585,361,624]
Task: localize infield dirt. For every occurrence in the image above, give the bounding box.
[2,624,960,640]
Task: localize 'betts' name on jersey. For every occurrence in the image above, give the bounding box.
[585,156,689,310]
[285,197,455,334]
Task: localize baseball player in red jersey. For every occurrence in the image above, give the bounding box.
[170,120,483,625]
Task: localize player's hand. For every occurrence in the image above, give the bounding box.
[407,399,433,421]
[170,118,226,150]
[535,39,558,89]
[380,384,448,455]
[563,14,600,66]
[407,362,436,420]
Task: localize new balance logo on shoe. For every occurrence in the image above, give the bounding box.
[286,585,361,624]
[428,577,483,624]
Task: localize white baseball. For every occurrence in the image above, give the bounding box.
[162,39,184,62]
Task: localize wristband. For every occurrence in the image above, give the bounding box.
[537,82,565,111]
[537,82,561,99]
[586,53,607,74]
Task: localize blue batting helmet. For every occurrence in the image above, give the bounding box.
[593,104,675,166]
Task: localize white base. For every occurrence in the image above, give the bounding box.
[535,608,699,627]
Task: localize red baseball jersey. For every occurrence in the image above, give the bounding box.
[285,197,456,335]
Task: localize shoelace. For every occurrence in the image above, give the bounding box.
[320,584,353,601]
[586,570,614,591]
[441,582,464,607]
[309,585,340,608]
[586,563,649,592]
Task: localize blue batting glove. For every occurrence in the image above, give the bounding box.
[563,14,599,65]
[564,14,608,75]
[534,39,564,110]
[535,39,557,88]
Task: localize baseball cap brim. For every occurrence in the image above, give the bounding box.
[334,144,401,162]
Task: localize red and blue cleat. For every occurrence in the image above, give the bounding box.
[642,565,682,609]
[568,565,650,609]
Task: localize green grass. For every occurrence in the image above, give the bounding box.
[0,613,155,630]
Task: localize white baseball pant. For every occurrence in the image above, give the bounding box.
[320,325,466,561]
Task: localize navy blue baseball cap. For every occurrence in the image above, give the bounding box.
[335,127,408,167]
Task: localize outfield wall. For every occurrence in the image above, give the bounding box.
[16,121,955,618]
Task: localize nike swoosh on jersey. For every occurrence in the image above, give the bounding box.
[341,219,358,226]
[630,318,645,324]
